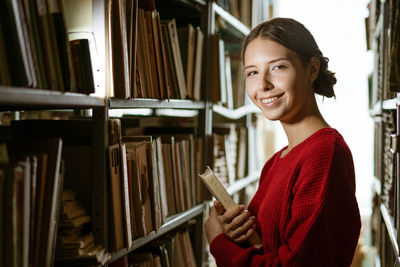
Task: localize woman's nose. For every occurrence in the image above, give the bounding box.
[259,75,274,91]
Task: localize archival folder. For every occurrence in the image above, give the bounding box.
[199,166,262,248]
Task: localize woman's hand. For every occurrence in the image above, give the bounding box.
[204,205,224,243]
[214,200,257,244]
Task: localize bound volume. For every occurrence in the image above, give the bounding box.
[199,166,262,248]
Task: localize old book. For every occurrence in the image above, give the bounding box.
[177,24,195,99]
[210,34,221,103]
[25,0,49,88]
[0,20,11,85]
[192,27,204,101]
[151,10,165,99]
[161,22,179,99]
[225,53,234,109]
[16,158,32,267]
[127,142,153,237]
[36,0,65,90]
[108,144,125,250]
[156,12,172,99]
[161,143,177,216]
[173,141,185,212]
[166,19,187,99]
[69,39,95,94]
[49,0,73,90]
[127,0,138,98]
[125,153,138,238]
[120,144,133,249]
[3,164,19,267]
[199,167,262,248]
[111,0,130,99]
[0,0,34,87]
[138,8,153,98]
[122,136,163,230]
[144,10,160,99]
[7,138,63,267]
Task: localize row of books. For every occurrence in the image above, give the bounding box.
[110,0,204,100]
[210,35,247,109]
[0,119,113,267]
[110,229,197,267]
[0,0,95,93]
[215,0,253,27]
[0,138,64,267]
[108,118,205,251]
[212,124,255,187]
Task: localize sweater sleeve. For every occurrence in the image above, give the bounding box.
[210,139,361,267]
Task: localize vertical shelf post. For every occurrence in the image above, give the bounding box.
[92,107,109,249]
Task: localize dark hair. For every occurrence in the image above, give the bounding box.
[242,18,336,98]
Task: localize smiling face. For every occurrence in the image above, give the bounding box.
[244,37,318,123]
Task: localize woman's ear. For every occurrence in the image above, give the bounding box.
[308,57,320,84]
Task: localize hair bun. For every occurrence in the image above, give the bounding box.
[314,56,336,98]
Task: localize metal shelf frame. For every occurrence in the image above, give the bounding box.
[0,86,105,110]
[109,98,205,110]
[108,204,205,263]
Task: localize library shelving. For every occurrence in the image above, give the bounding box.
[368,0,400,265]
[0,0,271,266]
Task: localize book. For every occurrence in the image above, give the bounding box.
[199,167,262,248]
[108,144,125,250]
[192,27,204,101]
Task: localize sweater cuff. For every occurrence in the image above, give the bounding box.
[210,233,245,262]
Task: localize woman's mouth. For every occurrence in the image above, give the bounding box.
[259,93,284,106]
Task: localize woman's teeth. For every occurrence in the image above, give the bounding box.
[262,97,278,104]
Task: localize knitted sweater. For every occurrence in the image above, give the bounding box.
[210,127,361,267]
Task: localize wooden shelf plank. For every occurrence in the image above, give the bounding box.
[380,204,399,257]
[227,169,261,195]
[109,203,205,263]
[0,86,105,110]
[212,2,250,36]
[109,98,205,109]
[213,104,260,119]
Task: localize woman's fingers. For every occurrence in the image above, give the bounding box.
[219,204,245,224]
[232,225,257,244]
[214,200,225,215]
[226,216,256,240]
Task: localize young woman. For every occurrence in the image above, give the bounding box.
[204,18,361,266]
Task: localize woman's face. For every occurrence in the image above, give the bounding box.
[244,37,317,123]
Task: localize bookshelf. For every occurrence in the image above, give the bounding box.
[368,0,400,265]
[0,0,270,266]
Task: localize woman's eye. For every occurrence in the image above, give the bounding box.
[246,71,258,77]
[272,65,286,71]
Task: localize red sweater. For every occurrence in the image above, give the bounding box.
[210,127,361,267]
